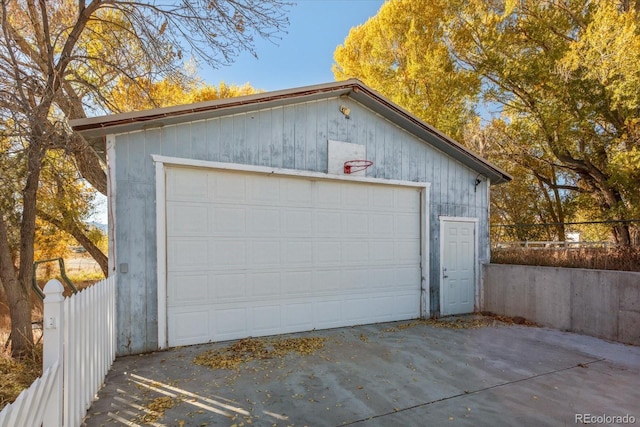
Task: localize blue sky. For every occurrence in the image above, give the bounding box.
[201,0,385,91]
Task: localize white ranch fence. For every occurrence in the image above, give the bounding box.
[0,276,116,427]
[494,240,614,249]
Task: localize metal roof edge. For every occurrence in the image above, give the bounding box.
[69,80,361,136]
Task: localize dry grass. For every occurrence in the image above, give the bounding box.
[0,257,103,411]
[0,344,43,410]
[491,247,640,272]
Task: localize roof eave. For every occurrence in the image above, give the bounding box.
[71,79,512,184]
[70,80,359,139]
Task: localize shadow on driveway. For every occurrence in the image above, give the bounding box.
[83,316,640,426]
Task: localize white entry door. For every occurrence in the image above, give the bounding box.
[440,217,477,316]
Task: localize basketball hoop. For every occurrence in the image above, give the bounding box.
[344,159,373,174]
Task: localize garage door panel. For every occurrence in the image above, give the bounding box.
[249,272,281,297]
[284,241,313,265]
[214,273,246,300]
[370,213,394,235]
[213,207,246,234]
[166,168,423,347]
[212,173,246,202]
[369,296,396,318]
[342,241,369,263]
[315,241,342,264]
[169,309,209,346]
[396,189,420,211]
[214,307,248,338]
[342,269,369,290]
[370,241,395,262]
[248,208,281,234]
[386,293,420,319]
[250,240,281,265]
[370,186,394,209]
[395,266,422,287]
[284,179,313,205]
[343,213,368,235]
[315,300,342,327]
[316,212,342,236]
[247,175,280,203]
[169,239,208,269]
[343,297,372,321]
[312,270,341,292]
[252,304,282,334]
[167,273,210,304]
[395,214,420,235]
[167,203,208,235]
[284,210,313,234]
[396,240,421,263]
[167,168,207,201]
[284,302,314,329]
[343,185,369,208]
[316,181,342,206]
[367,268,395,288]
[282,271,313,295]
[212,240,247,267]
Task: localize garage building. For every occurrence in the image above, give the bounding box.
[72,80,511,356]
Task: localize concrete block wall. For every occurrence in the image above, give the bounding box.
[482,264,640,345]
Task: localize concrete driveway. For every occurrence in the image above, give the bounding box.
[83,317,640,426]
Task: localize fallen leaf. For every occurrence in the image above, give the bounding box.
[194,337,327,370]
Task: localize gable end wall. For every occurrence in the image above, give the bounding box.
[112,96,490,355]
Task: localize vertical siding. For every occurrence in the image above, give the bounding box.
[190,120,208,159]
[270,107,284,168]
[114,96,490,354]
[315,101,329,172]
[114,174,130,354]
[257,110,271,166]
[219,118,233,163]
[282,105,295,168]
[206,119,220,160]
[233,115,247,164]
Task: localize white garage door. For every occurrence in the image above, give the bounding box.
[165,166,422,347]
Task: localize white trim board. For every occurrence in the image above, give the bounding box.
[155,160,168,349]
[151,155,428,188]
[106,135,117,276]
[154,156,431,349]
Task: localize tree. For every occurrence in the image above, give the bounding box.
[448,0,640,245]
[332,0,480,141]
[0,0,289,357]
[35,151,107,276]
[109,78,262,112]
[465,118,577,242]
[334,0,640,245]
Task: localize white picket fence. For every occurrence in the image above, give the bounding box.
[0,363,60,427]
[0,276,116,427]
